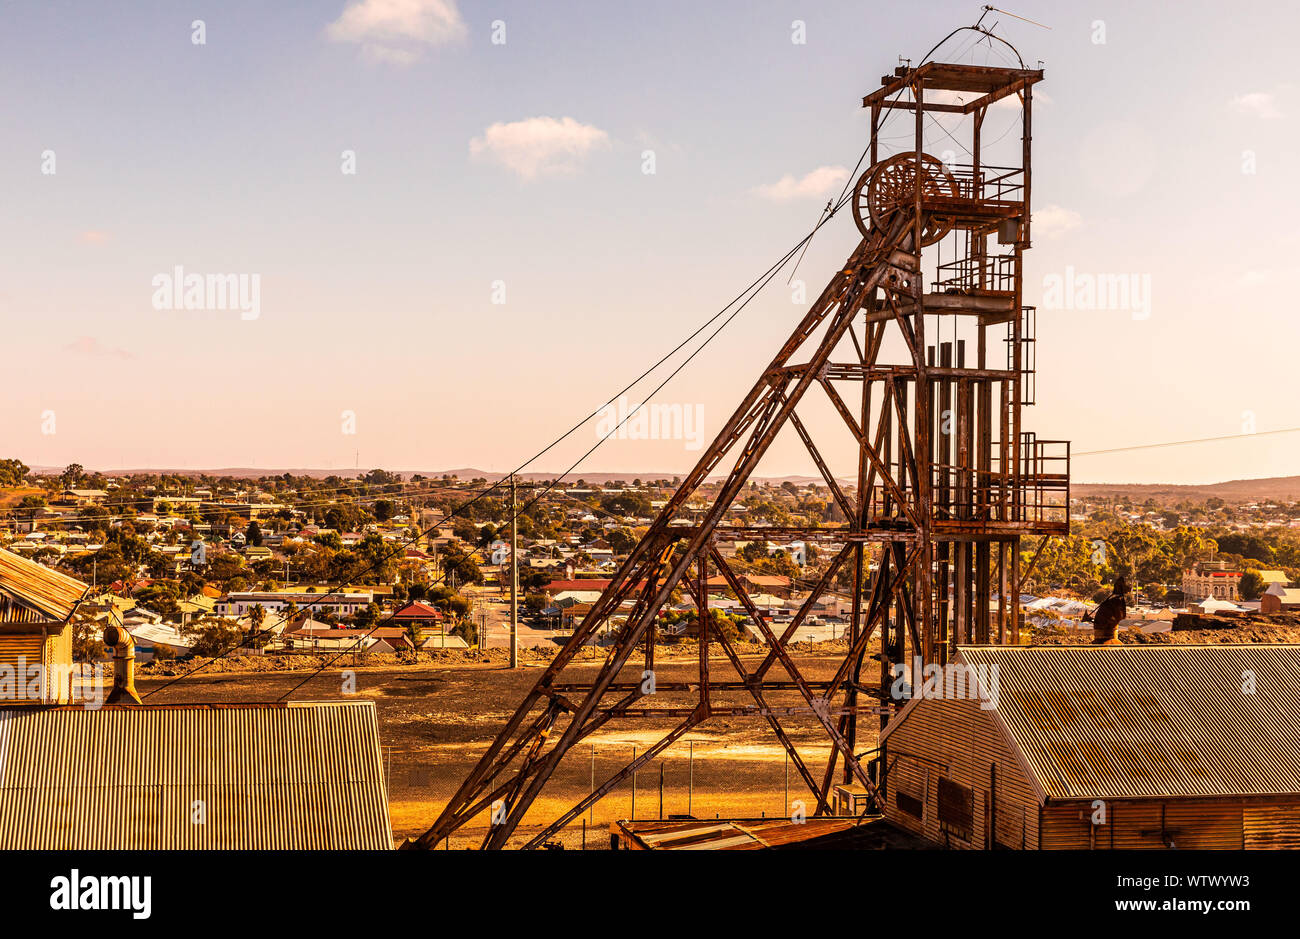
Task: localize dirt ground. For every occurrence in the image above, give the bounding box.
[136,618,1299,849]
[1034,614,1300,645]
[138,643,877,850]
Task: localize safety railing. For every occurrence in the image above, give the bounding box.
[933,253,1018,293]
[940,163,1026,205]
[860,433,1068,531]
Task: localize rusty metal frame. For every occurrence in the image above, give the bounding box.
[415,56,1068,849]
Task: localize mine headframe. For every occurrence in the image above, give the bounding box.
[414,53,1069,850]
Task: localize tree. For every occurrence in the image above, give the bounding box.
[352,602,381,629]
[753,550,799,580]
[1239,570,1265,601]
[606,527,637,553]
[188,619,243,657]
[315,531,343,550]
[248,603,267,644]
[439,544,483,586]
[135,583,183,623]
[59,463,85,489]
[452,619,478,645]
[0,458,29,487]
[362,469,402,487]
[245,520,263,547]
[323,502,367,533]
[600,491,651,518]
[1216,533,1274,565]
[1021,534,1104,597]
[204,553,247,591]
[71,616,105,661]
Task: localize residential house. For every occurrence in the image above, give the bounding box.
[60,489,109,505]
[391,602,445,634]
[0,548,90,704]
[216,589,373,618]
[1261,582,1300,613]
[742,574,793,598]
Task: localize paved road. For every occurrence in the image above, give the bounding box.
[464,584,561,650]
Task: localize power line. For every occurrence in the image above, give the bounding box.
[147,179,861,700]
[1074,427,1300,458]
[271,201,853,701]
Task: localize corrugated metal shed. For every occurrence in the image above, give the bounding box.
[886,645,1300,803]
[0,548,89,622]
[0,700,392,849]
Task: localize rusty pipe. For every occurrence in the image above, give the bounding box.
[103,624,142,705]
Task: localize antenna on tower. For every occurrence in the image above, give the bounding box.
[978,5,1051,30]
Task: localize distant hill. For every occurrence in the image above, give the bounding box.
[1073,476,1300,504]
[25,466,828,486]
[26,464,1300,501]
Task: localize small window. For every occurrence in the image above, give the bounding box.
[896,791,923,819]
[937,777,974,842]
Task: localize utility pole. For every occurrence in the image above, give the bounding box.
[510,473,519,669]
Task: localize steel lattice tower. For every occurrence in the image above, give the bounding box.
[416,51,1069,850]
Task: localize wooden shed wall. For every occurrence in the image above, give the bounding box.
[1043,799,1300,850]
[882,696,1041,850]
[1046,800,1277,849]
[873,671,1300,847]
[0,625,73,704]
[883,698,1300,850]
[1244,804,1300,849]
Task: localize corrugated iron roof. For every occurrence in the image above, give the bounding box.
[0,701,392,849]
[0,548,89,621]
[936,645,1300,803]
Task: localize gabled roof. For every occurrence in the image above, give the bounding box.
[883,644,1300,803]
[742,574,792,587]
[391,601,444,619]
[1265,585,1300,604]
[545,579,614,592]
[0,701,391,849]
[0,548,90,621]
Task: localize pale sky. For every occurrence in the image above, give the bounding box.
[3,0,1298,484]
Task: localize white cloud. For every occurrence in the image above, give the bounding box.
[1231,91,1281,119]
[752,165,849,202]
[1033,204,1082,238]
[469,116,611,180]
[326,0,466,64]
[361,43,420,66]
